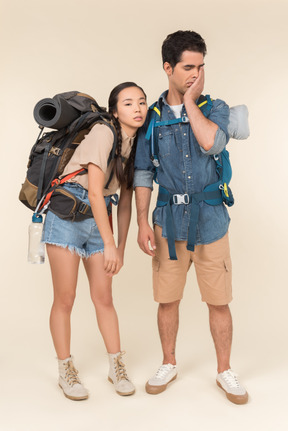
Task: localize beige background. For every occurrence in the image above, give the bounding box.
[1,0,287,430]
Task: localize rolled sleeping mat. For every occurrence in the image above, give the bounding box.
[33,95,80,129]
[228,105,250,140]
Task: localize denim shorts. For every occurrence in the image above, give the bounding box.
[42,183,117,258]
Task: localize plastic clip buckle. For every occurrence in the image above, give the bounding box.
[173,193,189,205]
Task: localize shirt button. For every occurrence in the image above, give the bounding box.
[183,133,187,136]
[188,176,191,179]
[186,154,189,158]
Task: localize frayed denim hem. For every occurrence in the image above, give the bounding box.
[43,241,104,259]
[84,249,104,259]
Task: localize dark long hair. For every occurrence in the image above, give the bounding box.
[108,82,146,189]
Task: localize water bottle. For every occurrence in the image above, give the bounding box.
[28,214,45,264]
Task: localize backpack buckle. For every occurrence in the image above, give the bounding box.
[49,146,61,156]
[173,193,189,205]
[78,202,88,214]
[150,155,160,168]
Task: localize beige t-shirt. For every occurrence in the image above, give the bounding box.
[61,123,135,196]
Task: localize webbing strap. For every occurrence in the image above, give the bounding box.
[156,187,222,259]
[40,168,85,209]
[37,143,50,203]
[154,116,189,127]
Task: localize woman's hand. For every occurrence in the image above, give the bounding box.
[104,243,122,277]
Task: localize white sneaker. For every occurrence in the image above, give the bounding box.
[108,351,135,396]
[146,363,177,394]
[58,356,89,400]
[216,369,248,404]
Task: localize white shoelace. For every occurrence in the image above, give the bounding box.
[155,364,174,380]
[221,369,240,388]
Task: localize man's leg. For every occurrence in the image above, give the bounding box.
[158,300,180,365]
[193,234,248,403]
[146,227,189,394]
[208,303,248,404]
[145,300,179,394]
[207,303,232,373]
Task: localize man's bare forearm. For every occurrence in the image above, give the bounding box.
[185,100,218,151]
[135,186,152,226]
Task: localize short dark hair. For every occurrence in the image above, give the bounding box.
[162,30,207,68]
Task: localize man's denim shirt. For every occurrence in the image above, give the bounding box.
[134,91,231,245]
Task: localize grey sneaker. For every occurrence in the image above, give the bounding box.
[58,357,89,401]
[108,351,135,396]
[216,369,248,404]
[146,363,177,394]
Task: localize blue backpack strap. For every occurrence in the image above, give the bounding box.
[146,95,213,169]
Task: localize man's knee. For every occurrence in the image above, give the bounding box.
[159,299,181,311]
[207,303,230,313]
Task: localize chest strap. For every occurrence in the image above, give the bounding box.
[157,186,222,260]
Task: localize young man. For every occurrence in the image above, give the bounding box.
[134,30,249,404]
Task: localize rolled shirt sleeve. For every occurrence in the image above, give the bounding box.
[134,118,155,189]
[200,98,230,156]
[133,169,154,189]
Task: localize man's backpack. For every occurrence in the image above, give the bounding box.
[19,91,117,221]
[145,94,234,260]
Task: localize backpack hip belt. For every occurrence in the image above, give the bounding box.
[156,185,224,260]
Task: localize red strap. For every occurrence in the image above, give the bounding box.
[40,168,86,209]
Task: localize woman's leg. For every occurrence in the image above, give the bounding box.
[83,253,135,395]
[47,244,80,360]
[83,253,120,353]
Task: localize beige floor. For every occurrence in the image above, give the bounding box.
[1,254,287,431]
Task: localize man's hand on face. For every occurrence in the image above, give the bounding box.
[184,66,205,104]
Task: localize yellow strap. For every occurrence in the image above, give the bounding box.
[198,98,214,108]
[153,106,161,117]
[198,100,207,108]
[224,183,229,197]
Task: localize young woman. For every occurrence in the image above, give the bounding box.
[42,82,148,400]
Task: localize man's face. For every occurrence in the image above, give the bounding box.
[164,50,205,96]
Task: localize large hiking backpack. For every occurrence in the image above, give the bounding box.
[19,91,117,221]
[145,94,234,260]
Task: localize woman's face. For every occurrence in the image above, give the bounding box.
[114,86,147,137]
